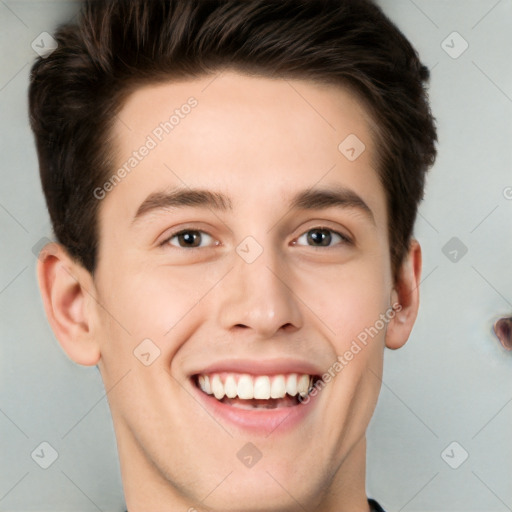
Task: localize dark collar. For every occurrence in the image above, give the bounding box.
[368,497,386,512]
[126,497,386,512]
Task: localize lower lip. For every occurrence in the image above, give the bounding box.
[191,380,319,435]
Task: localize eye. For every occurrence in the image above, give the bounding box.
[163,229,217,249]
[294,227,352,248]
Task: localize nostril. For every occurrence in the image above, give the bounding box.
[494,317,512,350]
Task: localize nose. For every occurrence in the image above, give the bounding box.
[215,242,303,339]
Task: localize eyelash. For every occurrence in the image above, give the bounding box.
[160,227,353,250]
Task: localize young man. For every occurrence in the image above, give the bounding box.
[29,0,437,510]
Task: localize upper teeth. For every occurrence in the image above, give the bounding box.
[197,373,313,400]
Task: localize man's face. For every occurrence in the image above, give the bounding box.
[92,71,395,509]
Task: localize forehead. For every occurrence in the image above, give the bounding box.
[102,71,386,231]
[115,71,376,152]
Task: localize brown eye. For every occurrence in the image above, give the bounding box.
[166,230,215,249]
[295,227,351,248]
[308,228,333,246]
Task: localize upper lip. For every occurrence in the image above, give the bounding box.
[191,358,324,377]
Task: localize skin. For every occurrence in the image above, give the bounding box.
[38,71,421,512]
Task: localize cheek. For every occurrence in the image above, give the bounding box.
[94,263,224,358]
[337,281,388,344]
[299,259,390,350]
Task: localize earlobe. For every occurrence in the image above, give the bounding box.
[385,239,422,350]
[37,242,101,366]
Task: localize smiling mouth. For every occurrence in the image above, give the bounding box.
[193,372,318,409]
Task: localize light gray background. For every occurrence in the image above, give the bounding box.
[1,0,511,510]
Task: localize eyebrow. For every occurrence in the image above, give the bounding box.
[134,188,231,219]
[291,186,375,224]
[133,185,375,225]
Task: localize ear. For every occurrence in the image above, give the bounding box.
[385,239,422,350]
[37,242,101,366]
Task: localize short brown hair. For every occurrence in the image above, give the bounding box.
[29,0,437,283]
